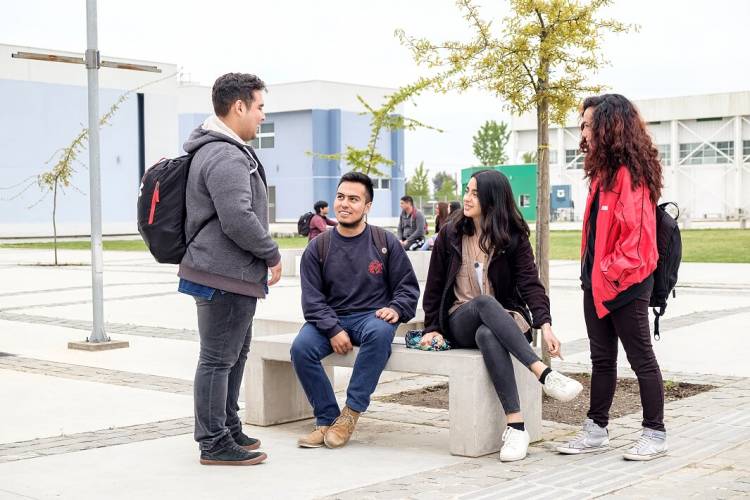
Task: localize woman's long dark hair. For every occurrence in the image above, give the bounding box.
[453,169,530,255]
[435,201,449,231]
[580,94,663,204]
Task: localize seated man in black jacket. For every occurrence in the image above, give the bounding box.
[291,172,420,449]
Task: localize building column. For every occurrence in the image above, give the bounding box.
[734,115,743,217]
[670,120,682,219]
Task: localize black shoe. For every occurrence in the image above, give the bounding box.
[199,442,267,466]
[232,431,261,451]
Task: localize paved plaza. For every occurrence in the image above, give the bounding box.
[1,247,749,499]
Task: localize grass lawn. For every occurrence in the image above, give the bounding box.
[1,230,747,263]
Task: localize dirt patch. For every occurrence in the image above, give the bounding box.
[374,373,714,425]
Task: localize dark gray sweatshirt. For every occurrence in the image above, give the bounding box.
[178,120,280,298]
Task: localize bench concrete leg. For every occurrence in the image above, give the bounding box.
[244,354,334,426]
[448,357,542,457]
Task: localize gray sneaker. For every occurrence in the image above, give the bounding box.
[623,428,667,461]
[557,418,609,454]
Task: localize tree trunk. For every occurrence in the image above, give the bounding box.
[535,73,551,366]
[52,180,58,266]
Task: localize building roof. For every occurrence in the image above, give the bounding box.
[511,90,750,131]
[178,79,400,115]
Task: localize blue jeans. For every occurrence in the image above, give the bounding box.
[193,291,257,451]
[290,310,397,426]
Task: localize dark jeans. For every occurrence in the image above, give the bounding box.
[584,287,665,431]
[290,310,397,426]
[448,295,540,415]
[193,291,257,450]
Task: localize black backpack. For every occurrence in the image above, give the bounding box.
[298,212,315,236]
[137,153,220,264]
[649,202,682,340]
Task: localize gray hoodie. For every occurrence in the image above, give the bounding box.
[178,117,280,298]
[397,209,426,247]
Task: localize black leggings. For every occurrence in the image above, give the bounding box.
[448,295,540,414]
[584,287,665,431]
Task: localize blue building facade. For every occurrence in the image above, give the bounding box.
[179,108,405,222]
[0,45,405,237]
[0,78,142,235]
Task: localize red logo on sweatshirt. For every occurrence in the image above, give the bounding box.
[368,260,383,275]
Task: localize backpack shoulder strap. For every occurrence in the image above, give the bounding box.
[316,230,333,269]
[370,225,389,261]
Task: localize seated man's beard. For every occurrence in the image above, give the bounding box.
[338,214,365,228]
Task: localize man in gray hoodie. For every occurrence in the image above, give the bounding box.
[178,73,281,466]
[397,195,426,251]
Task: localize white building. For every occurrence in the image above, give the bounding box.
[511,92,750,222]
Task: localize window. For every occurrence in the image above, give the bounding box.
[248,122,275,149]
[679,141,734,164]
[744,140,750,161]
[565,149,584,169]
[657,144,671,165]
[519,194,531,208]
[373,178,391,190]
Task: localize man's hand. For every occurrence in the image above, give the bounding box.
[330,331,353,355]
[541,323,562,359]
[268,261,282,286]
[375,307,400,324]
[400,240,407,248]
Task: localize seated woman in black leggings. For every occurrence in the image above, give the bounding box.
[422,169,583,462]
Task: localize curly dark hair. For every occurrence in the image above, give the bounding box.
[580,94,663,204]
[212,73,266,117]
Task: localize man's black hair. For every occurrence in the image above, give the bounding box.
[313,200,328,214]
[212,73,267,117]
[338,172,374,203]
[400,195,414,205]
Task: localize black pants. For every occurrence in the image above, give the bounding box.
[448,295,540,414]
[584,287,665,431]
[193,291,257,450]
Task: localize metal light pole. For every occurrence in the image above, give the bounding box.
[68,0,128,350]
[86,0,106,343]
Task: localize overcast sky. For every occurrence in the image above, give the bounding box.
[3,0,749,179]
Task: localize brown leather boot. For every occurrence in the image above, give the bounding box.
[297,426,329,448]
[324,407,360,449]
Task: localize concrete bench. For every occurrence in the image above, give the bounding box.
[244,333,541,457]
[253,311,425,338]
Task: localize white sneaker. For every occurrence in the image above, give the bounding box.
[556,418,609,454]
[499,426,530,462]
[543,371,583,402]
[623,428,667,461]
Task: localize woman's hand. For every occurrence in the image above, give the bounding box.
[420,331,444,347]
[541,323,563,359]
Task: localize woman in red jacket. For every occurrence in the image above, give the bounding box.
[423,169,583,462]
[557,94,666,461]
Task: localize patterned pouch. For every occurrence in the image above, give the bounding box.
[404,329,451,351]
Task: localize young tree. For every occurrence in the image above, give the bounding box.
[522,151,538,164]
[398,0,630,362]
[406,161,430,201]
[311,78,441,177]
[473,120,510,166]
[2,72,178,265]
[433,171,458,201]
